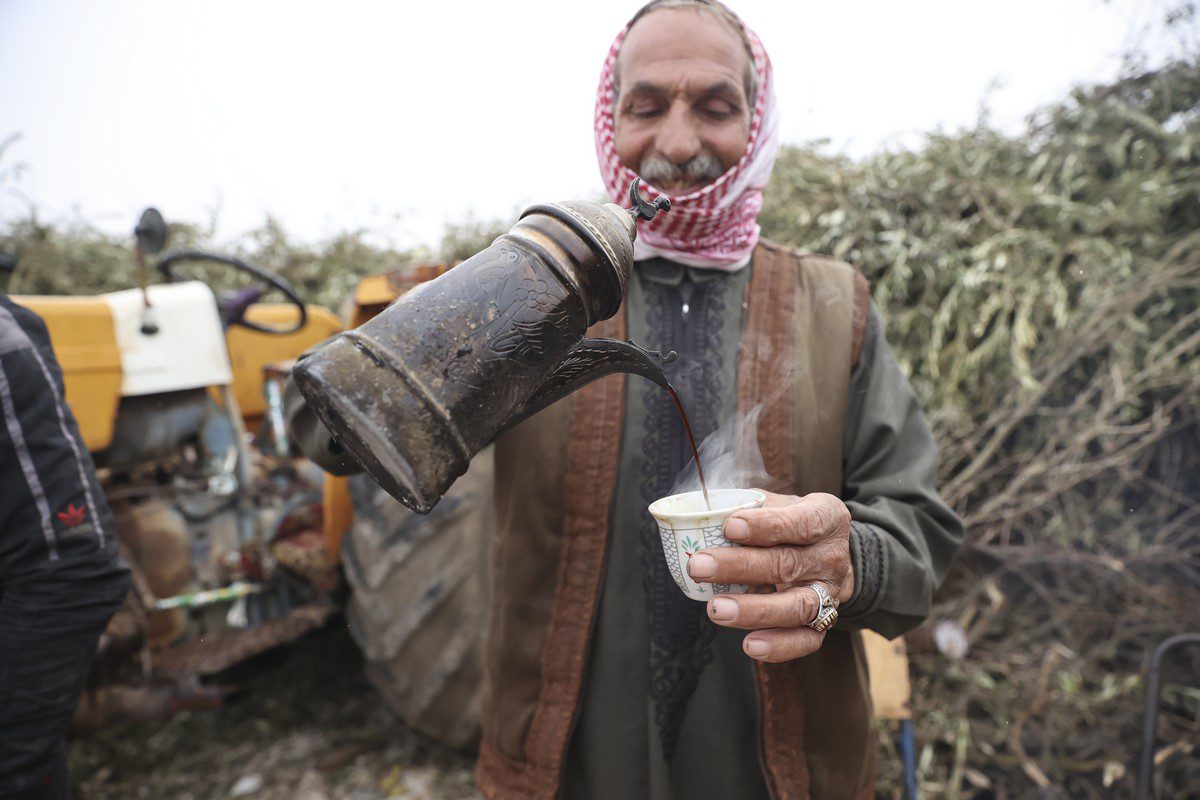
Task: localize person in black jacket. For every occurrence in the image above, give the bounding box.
[0,295,130,799]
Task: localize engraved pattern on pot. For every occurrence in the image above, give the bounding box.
[477,255,575,369]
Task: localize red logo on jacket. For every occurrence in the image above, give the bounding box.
[57,502,87,527]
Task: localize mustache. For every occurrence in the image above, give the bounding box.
[638,154,726,189]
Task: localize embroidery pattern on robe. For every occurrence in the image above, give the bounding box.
[637,266,729,762]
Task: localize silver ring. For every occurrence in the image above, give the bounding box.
[806,583,838,631]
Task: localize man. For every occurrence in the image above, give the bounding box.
[291,2,961,797]
[481,4,959,798]
[0,295,131,799]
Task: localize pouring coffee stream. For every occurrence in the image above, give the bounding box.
[294,180,710,513]
[668,386,712,511]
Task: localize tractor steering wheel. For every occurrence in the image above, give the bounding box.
[156,249,308,334]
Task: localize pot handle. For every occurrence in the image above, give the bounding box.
[500,338,676,433]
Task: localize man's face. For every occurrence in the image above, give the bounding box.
[613,8,752,194]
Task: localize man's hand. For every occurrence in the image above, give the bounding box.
[685,491,854,663]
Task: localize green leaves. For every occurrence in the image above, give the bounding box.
[761,59,1200,539]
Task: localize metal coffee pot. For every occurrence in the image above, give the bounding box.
[292,182,674,513]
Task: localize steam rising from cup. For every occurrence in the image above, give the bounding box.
[670,404,772,497]
[669,340,794,498]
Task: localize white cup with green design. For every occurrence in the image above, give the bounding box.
[648,489,766,601]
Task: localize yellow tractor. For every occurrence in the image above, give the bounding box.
[11,209,491,748]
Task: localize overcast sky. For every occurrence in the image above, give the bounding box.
[0,0,1186,248]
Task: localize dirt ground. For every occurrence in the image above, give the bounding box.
[69,619,480,800]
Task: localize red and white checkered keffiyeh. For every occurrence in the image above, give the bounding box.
[594,8,780,271]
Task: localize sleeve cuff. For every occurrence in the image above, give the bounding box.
[841,520,887,620]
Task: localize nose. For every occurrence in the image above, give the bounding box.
[653,102,701,166]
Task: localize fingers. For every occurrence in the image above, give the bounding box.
[706,585,836,662]
[687,539,850,587]
[681,490,850,665]
[706,584,828,630]
[741,626,825,662]
[723,492,849,547]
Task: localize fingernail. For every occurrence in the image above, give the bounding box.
[710,597,738,621]
[745,638,771,658]
[724,518,750,540]
[688,553,717,579]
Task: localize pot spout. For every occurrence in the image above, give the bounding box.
[501,337,676,432]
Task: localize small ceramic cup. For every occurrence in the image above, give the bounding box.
[648,488,766,602]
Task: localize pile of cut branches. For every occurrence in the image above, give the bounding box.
[761,59,1200,797]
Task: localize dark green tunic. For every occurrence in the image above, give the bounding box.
[562,258,962,799]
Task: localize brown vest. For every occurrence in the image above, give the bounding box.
[477,241,874,799]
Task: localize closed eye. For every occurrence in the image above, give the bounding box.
[699,98,738,119]
[630,101,665,119]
